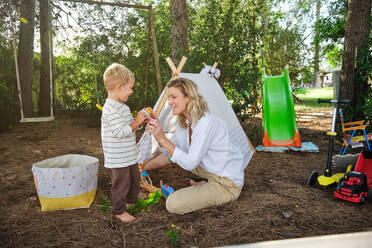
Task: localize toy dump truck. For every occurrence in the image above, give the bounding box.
[334,171,368,203]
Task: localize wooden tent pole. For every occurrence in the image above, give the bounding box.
[166,57,177,74]
[149,7,162,95]
[155,57,187,116]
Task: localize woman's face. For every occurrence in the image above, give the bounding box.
[168,86,189,116]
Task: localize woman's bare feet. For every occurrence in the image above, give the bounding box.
[115,211,135,222]
[184,176,208,186]
[189,179,207,186]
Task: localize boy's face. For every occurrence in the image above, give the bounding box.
[117,78,134,102]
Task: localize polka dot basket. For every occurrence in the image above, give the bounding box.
[32,154,99,211]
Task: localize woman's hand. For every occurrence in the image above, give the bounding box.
[147,115,165,141]
[146,113,175,155]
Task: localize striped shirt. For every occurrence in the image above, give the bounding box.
[101,98,137,168]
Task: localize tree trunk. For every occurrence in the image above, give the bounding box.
[170,0,188,65]
[339,0,371,120]
[18,0,35,117]
[312,0,321,88]
[38,0,52,116]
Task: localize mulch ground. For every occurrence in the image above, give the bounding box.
[1,107,372,248]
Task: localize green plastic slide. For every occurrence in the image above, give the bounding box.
[262,67,301,147]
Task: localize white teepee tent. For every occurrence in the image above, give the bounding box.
[137,60,254,168]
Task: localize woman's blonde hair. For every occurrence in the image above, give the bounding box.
[103,63,134,91]
[167,77,209,128]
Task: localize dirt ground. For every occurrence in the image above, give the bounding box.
[1,107,372,248]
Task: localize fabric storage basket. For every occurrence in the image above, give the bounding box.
[32,154,99,211]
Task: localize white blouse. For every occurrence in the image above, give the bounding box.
[170,112,245,187]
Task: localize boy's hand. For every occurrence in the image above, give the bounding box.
[135,111,147,125]
[130,111,146,131]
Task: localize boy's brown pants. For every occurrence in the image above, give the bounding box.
[109,164,140,215]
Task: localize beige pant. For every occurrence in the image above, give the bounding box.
[166,166,242,215]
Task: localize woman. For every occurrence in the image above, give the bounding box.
[145,77,246,215]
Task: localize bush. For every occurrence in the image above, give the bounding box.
[0,81,18,133]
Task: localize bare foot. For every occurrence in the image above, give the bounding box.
[184,176,208,186]
[189,179,207,186]
[115,211,135,222]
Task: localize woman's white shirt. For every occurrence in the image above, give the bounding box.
[169,112,245,187]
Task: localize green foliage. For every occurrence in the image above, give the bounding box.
[260,0,312,86]
[318,0,347,68]
[54,51,107,112]
[1,0,327,127]
[126,190,162,215]
[0,80,17,133]
[324,45,343,69]
[188,0,263,121]
[50,0,265,123]
[354,35,372,131]
[99,195,110,213]
[166,224,181,246]
[0,43,18,133]
[318,0,347,43]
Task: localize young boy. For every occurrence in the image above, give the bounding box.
[101,63,146,222]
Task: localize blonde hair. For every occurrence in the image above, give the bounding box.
[103,63,134,91]
[167,77,209,128]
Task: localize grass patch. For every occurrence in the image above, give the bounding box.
[294,87,334,109]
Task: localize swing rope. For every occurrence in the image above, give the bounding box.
[11,3,54,122]
[84,8,102,111]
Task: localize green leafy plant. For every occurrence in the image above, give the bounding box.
[167,224,181,246]
[126,190,162,215]
[99,195,110,213]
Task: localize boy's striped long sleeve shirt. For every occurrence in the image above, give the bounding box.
[101,98,137,168]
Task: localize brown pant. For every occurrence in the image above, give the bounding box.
[109,164,140,215]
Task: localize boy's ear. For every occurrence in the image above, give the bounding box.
[116,84,123,90]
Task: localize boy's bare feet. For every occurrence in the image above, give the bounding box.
[115,211,135,222]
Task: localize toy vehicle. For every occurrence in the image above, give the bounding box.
[334,171,368,204]
[161,184,174,198]
[307,99,352,187]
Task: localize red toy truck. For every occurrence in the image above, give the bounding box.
[334,171,368,203]
[334,150,372,204]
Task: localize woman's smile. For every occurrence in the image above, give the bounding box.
[168,86,189,115]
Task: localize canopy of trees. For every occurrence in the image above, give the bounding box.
[0,0,371,133]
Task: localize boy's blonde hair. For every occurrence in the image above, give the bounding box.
[103,63,134,91]
[167,77,209,128]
